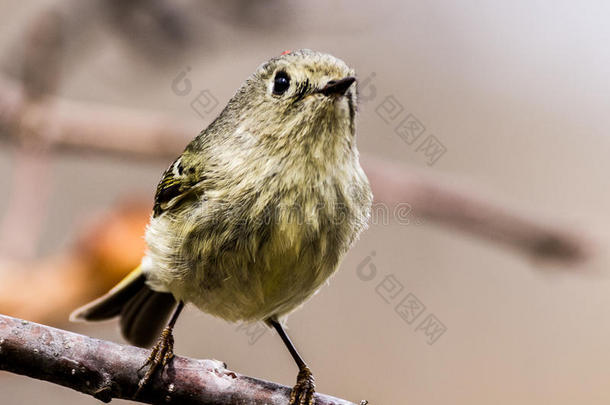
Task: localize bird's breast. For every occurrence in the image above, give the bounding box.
[145,157,371,322]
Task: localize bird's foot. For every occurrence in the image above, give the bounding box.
[289,366,316,405]
[134,326,175,398]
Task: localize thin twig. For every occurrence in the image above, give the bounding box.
[0,313,359,405]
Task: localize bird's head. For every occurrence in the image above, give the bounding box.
[225,49,358,150]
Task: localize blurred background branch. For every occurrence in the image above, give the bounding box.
[363,156,589,264]
[0,73,591,263]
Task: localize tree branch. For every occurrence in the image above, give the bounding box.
[0,314,360,405]
[362,156,590,263]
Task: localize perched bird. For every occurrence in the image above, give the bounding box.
[71,49,372,404]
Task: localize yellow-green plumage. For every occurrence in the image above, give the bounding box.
[73,49,372,344]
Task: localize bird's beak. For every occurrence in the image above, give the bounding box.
[318,76,356,96]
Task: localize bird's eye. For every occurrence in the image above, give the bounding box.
[272,71,290,95]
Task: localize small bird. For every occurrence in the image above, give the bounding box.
[71,49,372,405]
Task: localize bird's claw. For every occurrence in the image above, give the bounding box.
[134,326,175,398]
[289,366,316,405]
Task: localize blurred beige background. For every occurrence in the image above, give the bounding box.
[2,1,610,404]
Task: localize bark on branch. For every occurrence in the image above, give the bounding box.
[0,314,360,405]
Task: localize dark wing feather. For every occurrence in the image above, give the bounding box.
[153,157,202,217]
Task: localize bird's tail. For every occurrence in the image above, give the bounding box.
[70,265,176,347]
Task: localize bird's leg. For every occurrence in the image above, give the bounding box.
[134,301,184,398]
[267,318,316,405]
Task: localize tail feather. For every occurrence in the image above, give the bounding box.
[70,267,147,321]
[120,286,176,347]
[70,266,176,348]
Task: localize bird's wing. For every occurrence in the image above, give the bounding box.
[153,155,203,217]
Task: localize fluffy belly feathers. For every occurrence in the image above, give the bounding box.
[143,171,370,322]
